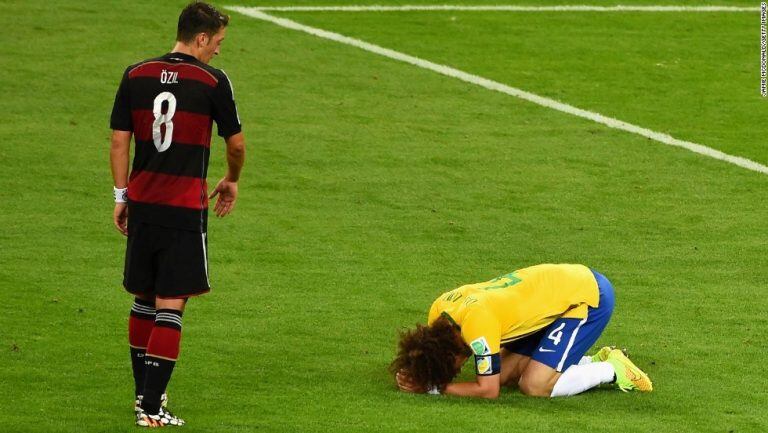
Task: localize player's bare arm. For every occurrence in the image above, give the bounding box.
[444,373,501,399]
[110,130,131,236]
[210,131,245,218]
[395,353,500,399]
[442,357,566,398]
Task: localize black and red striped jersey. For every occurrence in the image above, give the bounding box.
[110,52,241,232]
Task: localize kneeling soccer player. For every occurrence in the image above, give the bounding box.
[391,264,652,398]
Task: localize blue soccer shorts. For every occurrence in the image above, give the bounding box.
[502,269,615,372]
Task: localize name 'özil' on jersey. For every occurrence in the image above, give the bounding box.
[110,52,241,232]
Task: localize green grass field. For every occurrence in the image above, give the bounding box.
[1,0,767,431]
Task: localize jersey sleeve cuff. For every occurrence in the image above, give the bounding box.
[218,125,242,139]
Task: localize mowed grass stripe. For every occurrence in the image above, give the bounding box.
[244,5,760,12]
[227,7,768,176]
[285,10,765,165]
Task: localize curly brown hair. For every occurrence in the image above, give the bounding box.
[390,316,470,390]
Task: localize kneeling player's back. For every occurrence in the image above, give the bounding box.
[428,264,600,337]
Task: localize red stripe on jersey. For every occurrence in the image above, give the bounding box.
[129,61,218,87]
[132,109,213,147]
[129,171,208,210]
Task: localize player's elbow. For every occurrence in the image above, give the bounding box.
[110,130,131,154]
[477,383,500,399]
[480,388,500,399]
[227,140,245,160]
[225,132,246,155]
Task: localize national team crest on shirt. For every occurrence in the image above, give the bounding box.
[470,337,491,355]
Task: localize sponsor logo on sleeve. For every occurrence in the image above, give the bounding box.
[476,355,492,375]
[470,337,491,355]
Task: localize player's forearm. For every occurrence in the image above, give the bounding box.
[224,132,246,182]
[110,130,132,187]
[443,381,500,399]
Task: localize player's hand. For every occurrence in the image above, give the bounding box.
[395,370,426,394]
[113,203,128,236]
[209,177,238,218]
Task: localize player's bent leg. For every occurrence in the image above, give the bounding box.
[550,362,616,397]
[518,360,561,397]
[499,349,532,388]
[499,331,546,388]
[520,270,617,398]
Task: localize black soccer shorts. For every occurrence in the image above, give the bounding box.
[123,221,210,298]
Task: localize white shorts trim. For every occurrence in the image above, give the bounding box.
[556,317,588,372]
[201,232,210,286]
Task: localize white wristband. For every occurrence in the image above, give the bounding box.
[113,187,128,203]
[427,386,441,395]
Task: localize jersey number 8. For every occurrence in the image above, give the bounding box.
[152,92,177,152]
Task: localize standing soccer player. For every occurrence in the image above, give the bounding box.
[109,2,245,427]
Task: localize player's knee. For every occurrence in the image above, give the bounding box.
[518,376,553,397]
[155,297,187,312]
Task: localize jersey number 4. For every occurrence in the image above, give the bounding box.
[547,323,566,346]
[152,92,177,152]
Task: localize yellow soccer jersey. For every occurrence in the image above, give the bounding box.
[427,264,600,358]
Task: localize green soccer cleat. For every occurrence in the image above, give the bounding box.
[590,346,629,363]
[606,349,653,392]
[590,346,615,363]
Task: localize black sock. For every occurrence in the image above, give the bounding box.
[141,357,176,414]
[130,348,147,397]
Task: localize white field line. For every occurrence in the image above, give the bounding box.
[241,5,759,13]
[227,7,768,175]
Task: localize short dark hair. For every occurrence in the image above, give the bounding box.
[389,317,470,390]
[177,2,229,43]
